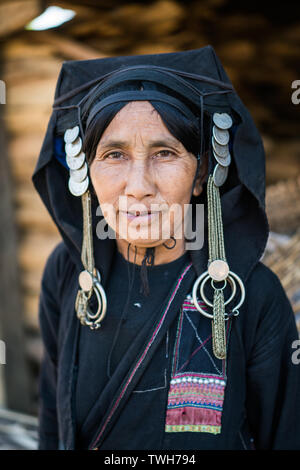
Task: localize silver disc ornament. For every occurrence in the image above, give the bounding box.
[212,138,229,158]
[68,175,89,197]
[212,150,231,167]
[213,112,233,130]
[64,125,80,144]
[213,126,230,145]
[70,161,88,183]
[65,136,82,158]
[213,163,228,187]
[66,150,86,170]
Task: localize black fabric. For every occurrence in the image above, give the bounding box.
[38,242,300,450]
[75,248,189,448]
[33,46,300,450]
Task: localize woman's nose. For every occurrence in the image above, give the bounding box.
[124,160,156,200]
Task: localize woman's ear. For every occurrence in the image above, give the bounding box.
[192,151,209,197]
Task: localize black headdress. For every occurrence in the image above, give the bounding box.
[32,46,269,359]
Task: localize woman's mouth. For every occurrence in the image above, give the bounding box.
[120,210,159,222]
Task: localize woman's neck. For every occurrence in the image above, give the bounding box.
[115,237,186,266]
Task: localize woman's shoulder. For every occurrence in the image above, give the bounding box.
[243,260,296,335]
[246,260,290,306]
[41,241,76,299]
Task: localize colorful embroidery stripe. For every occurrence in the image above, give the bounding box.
[166,424,221,434]
[165,374,226,434]
[181,301,207,311]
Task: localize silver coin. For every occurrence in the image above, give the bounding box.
[65,136,82,157]
[212,138,229,158]
[64,126,80,144]
[66,151,86,170]
[70,162,88,183]
[213,149,231,167]
[68,176,89,197]
[213,164,228,187]
[213,112,233,130]
[213,126,229,145]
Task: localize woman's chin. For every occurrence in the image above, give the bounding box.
[116,234,163,247]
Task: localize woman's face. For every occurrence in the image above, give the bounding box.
[90,101,205,252]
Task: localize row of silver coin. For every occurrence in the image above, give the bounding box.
[63,113,232,194]
[211,112,233,187]
[64,125,89,197]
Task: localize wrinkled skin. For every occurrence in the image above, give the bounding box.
[90,101,207,265]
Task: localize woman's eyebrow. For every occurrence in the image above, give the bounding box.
[98,137,181,150]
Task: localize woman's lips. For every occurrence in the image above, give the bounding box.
[120,210,160,222]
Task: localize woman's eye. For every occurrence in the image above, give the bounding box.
[156,150,175,158]
[104,151,123,160]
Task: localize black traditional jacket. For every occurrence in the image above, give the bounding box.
[33,46,300,450]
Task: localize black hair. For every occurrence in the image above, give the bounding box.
[81,80,208,166]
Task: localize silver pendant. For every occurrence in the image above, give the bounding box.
[213,163,228,187]
[64,126,80,144]
[68,176,89,196]
[192,270,245,320]
[213,112,233,130]
[75,269,107,329]
[65,137,82,157]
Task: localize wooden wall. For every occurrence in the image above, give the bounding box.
[3,39,61,331]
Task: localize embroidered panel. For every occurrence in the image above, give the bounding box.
[165,294,231,435]
[165,373,226,434]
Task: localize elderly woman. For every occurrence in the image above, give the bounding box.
[33,46,300,450]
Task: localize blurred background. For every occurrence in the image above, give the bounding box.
[0,0,299,449]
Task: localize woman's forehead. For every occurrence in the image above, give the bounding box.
[98,101,175,144]
[110,100,159,118]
